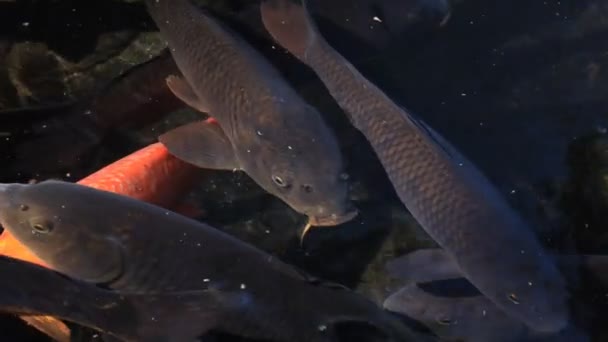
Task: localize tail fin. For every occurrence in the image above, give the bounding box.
[260,0,319,61]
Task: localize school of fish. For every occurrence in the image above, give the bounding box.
[0,0,598,341]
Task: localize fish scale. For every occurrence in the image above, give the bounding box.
[112,226,192,293]
[148,0,278,134]
[259,0,569,333]
[309,38,568,329]
[145,0,356,226]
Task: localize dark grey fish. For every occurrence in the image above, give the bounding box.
[144,0,356,228]
[0,255,234,342]
[383,249,598,342]
[259,0,569,333]
[0,180,430,342]
[384,283,589,342]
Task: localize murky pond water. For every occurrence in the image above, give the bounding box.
[0,0,607,341]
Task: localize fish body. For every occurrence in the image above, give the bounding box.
[260,0,569,333]
[0,180,429,341]
[0,255,141,342]
[384,249,601,341]
[145,0,356,227]
[77,141,203,211]
[0,255,258,342]
[384,283,588,342]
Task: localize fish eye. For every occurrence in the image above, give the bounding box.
[507,293,520,304]
[29,218,53,234]
[272,175,288,187]
[302,184,313,193]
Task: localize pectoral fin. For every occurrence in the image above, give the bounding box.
[166,75,210,113]
[159,120,240,170]
[385,248,462,283]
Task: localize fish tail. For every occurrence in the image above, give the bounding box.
[260,0,319,61]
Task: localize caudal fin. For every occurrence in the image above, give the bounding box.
[260,0,319,61]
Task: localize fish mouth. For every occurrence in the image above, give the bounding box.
[307,209,358,227]
[300,209,359,243]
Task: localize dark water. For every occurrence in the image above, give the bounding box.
[0,0,607,341]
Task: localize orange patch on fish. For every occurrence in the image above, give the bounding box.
[0,233,47,267]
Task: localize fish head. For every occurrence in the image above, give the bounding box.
[245,103,357,228]
[464,245,571,333]
[384,283,467,335]
[384,282,528,341]
[0,181,125,284]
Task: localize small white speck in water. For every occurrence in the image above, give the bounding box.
[203,278,210,282]
[256,130,263,136]
[22,22,30,27]
[528,282,533,286]
[240,283,247,289]
[510,189,516,194]
[318,325,327,332]
[372,16,382,22]
[287,145,293,150]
